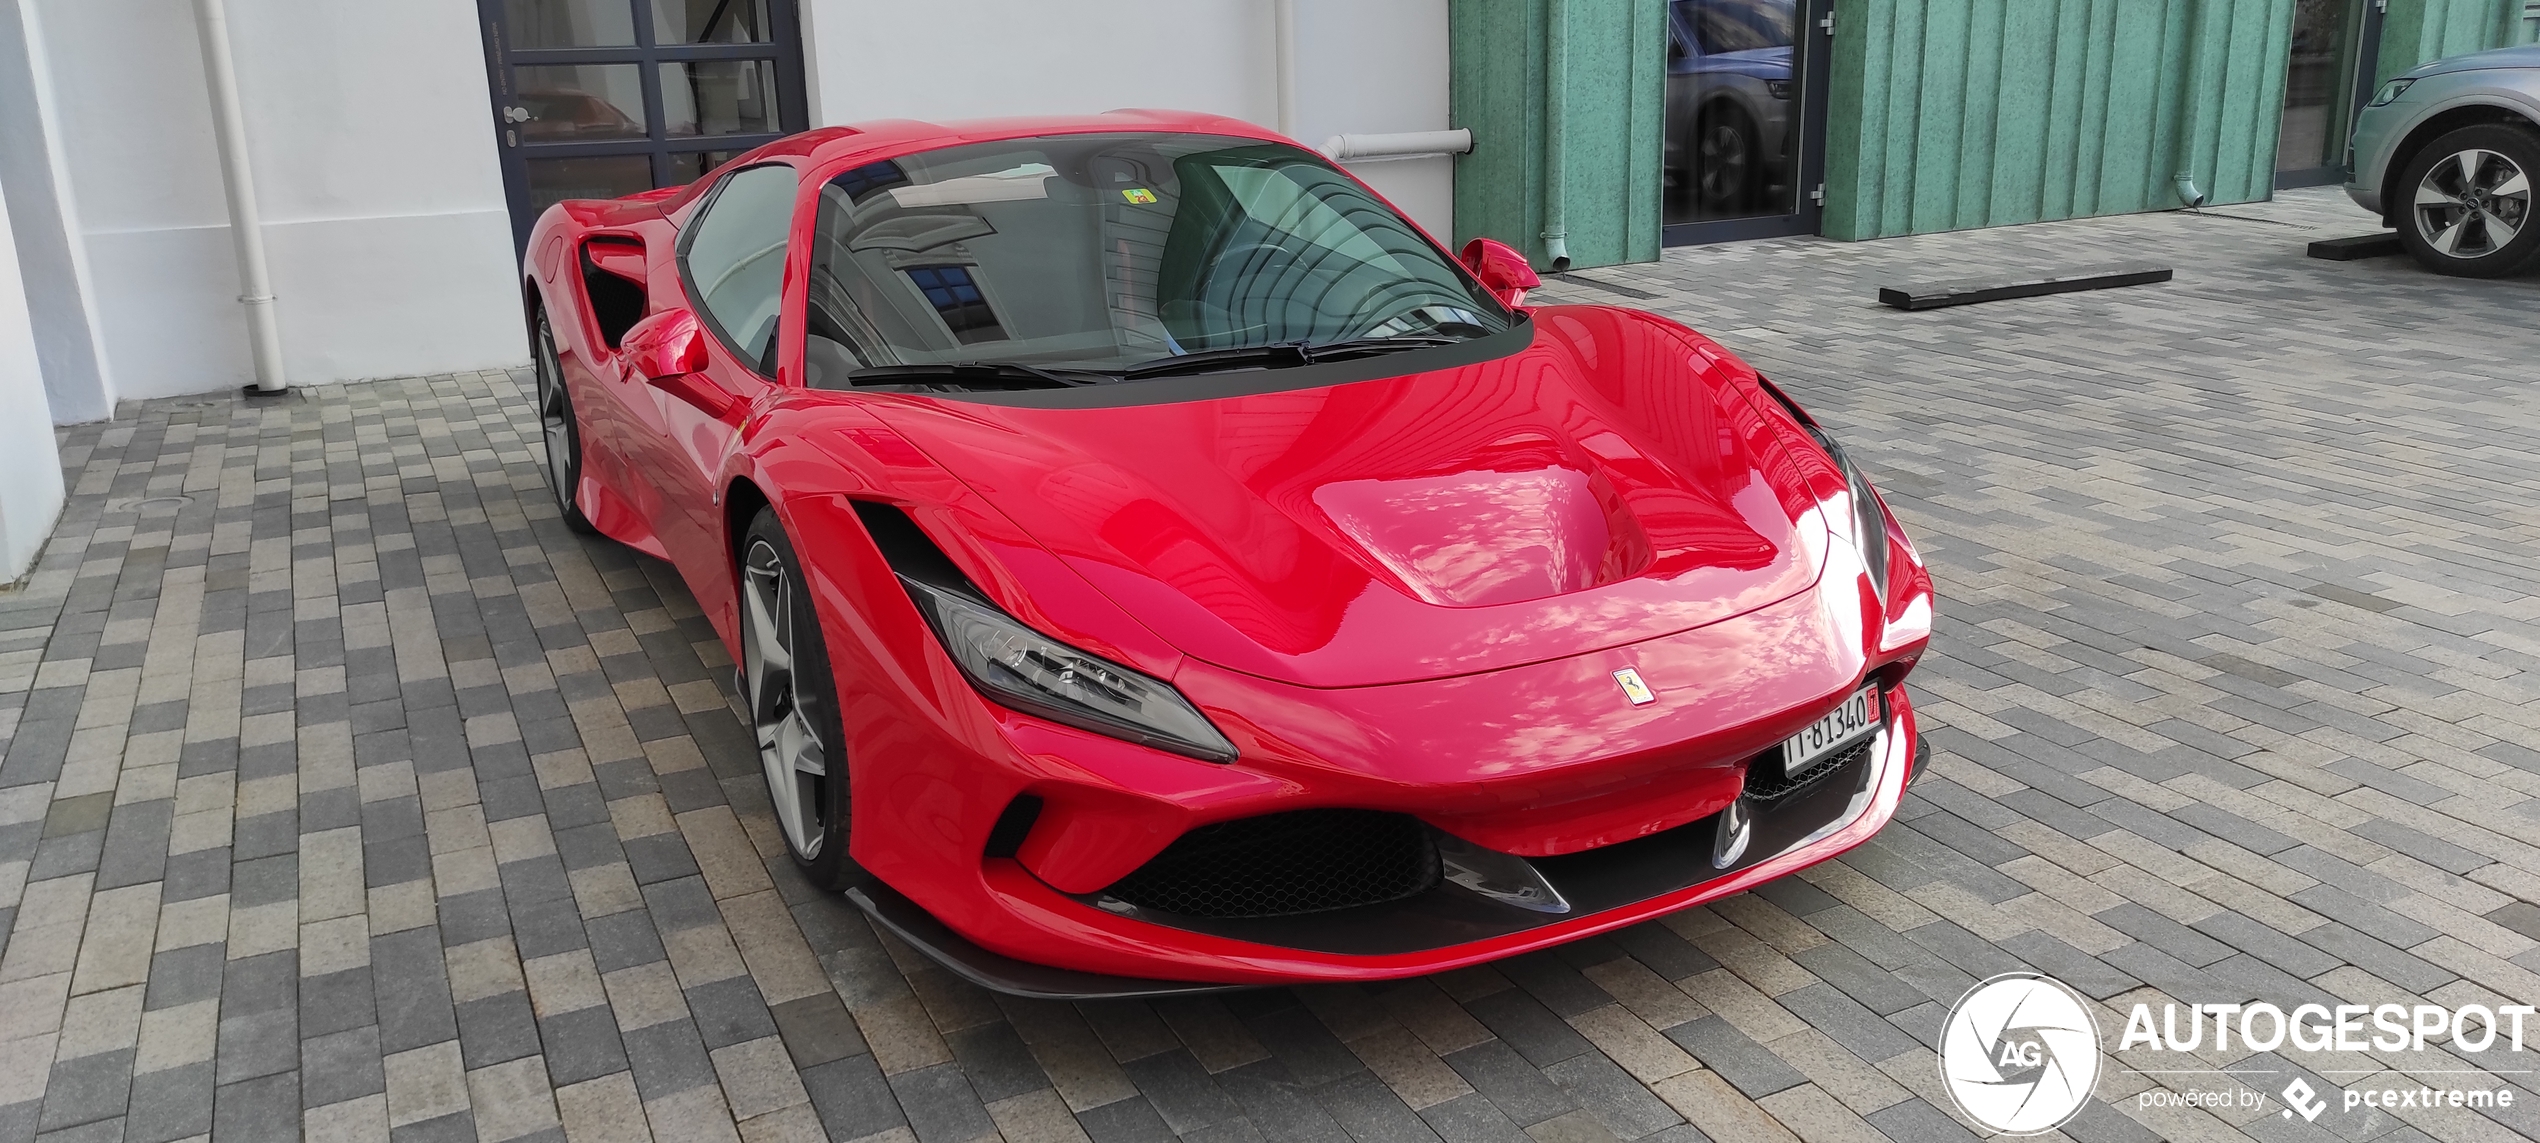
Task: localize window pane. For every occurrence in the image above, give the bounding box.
[661,61,779,137]
[2277,0,2350,172]
[516,65,649,142]
[525,155,656,217]
[651,0,772,43]
[668,150,745,187]
[504,0,634,48]
[1663,0,1800,225]
[682,165,799,369]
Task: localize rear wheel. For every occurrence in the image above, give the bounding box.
[533,311,599,534]
[738,507,855,887]
[2395,124,2540,278]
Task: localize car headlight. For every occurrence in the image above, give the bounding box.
[2368,78,2414,107]
[1805,427,1891,603]
[899,576,1239,763]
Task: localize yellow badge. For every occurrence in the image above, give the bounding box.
[1121,188,1158,204]
[1613,668,1655,706]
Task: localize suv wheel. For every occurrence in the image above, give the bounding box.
[2395,123,2540,278]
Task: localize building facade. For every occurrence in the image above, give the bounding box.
[0,0,2530,580]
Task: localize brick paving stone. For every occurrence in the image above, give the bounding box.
[4,187,2537,1143]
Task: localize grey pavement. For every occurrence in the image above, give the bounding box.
[1,186,2535,1143]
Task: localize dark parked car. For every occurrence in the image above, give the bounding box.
[1665,0,1796,222]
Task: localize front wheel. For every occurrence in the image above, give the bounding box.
[2395,124,2540,278]
[738,507,856,887]
[533,311,600,534]
[1695,104,1762,214]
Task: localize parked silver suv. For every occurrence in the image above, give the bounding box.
[2348,45,2540,277]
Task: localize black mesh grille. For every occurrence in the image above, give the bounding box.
[1102,810,1441,919]
[1745,736,1874,803]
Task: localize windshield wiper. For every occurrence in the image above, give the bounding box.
[1121,335,1464,380]
[844,362,1118,390]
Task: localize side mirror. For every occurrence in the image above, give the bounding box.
[622,308,709,380]
[1460,238,1541,308]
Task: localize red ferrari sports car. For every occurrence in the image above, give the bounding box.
[521,110,1935,996]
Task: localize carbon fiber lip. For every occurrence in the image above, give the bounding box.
[844,879,1241,1001]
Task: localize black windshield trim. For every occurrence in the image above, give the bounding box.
[851,318,1535,409]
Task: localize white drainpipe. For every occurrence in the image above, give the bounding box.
[1274,0,1298,138]
[192,0,286,394]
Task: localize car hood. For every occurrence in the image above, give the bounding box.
[868,308,1831,688]
[2409,45,2540,77]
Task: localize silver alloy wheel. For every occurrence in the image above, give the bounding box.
[742,538,828,859]
[535,316,574,510]
[2413,147,2530,259]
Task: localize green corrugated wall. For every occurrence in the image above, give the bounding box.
[1447,0,2524,254]
[2377,0,2525,83]
[1821,0,2296,240]
[1448,0,1666,271]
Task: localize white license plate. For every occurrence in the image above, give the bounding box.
[1784,687,1881,778]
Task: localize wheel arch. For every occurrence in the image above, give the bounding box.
[725,475,776,570]
[2378,103,2540,227]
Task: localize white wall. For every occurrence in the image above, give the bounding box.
[800,0,1455,237]
[0,171,68,582]
[31,0,524,403]
[0,0,117,423]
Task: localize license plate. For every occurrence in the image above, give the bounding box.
[1784,686,1881,778]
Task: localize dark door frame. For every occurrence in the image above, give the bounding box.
[474,0,812,253]
[2277,0,2382,190]
[1662,0,1832,246]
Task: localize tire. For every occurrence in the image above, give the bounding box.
[737,507,857,887]
[532,310,601,534]
[1695,103,1762,214]
[2393,123,2540,278]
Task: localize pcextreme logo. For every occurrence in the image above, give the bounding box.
[1938,973,2102,1135]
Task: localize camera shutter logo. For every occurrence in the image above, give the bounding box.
[1939,973,2103,1135]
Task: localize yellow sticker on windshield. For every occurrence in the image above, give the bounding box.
[1121,188,1158,204]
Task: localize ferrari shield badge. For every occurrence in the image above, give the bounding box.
[1613,668,1655,705]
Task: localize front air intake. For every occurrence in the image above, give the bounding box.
[1101,810,1440,919]
[1743,736,1875,804]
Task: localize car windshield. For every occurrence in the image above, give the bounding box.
[802,132,1510,382]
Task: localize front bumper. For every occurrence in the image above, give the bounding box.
[850,698,1925,996]
[2345,100,2407,218]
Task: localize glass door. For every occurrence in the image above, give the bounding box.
[476,0,809,250]
[2276,0,2380,189]
[1662,0,1830,245]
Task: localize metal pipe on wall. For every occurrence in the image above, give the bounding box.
[1541,0,1570,270]
[2168,0,2209,208]
[1274,0,1298,137]
[191,0,286,393]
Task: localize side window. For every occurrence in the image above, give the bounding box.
[680,163,799,373]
